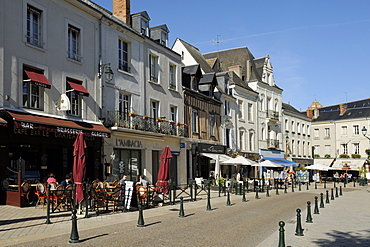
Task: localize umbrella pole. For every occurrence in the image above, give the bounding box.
[69,182,80,243]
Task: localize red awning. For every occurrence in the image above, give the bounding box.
[0,117,7,127]
[8,111,110,137]
[24,70,52,89]
[67,81,89,97]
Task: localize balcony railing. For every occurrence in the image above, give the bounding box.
[266,110,279,120]
[267,139,280,149]
[107,111,188,137]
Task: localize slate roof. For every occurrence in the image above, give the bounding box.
[182,64,202,76]
[199,73,216,84]
[312,98,370,122]
[177,39,213,73]
[283,103,309,119]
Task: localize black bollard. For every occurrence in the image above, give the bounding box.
[291,182,294,192]
[295,208,304,236]
[320,193,325,208]
[226,191,231,206]
[69,209,80,243]
[276,185,279,195]
[325,190,330,204]
[206,182,212,211]
[340,186,343,196]
[314,196,319,214]
[284,183,287,193]
[84,181,90,218]
[333,180,336,188]
[353,178,356,187]
[324,179,327,189]
[278,221,286,247]
[306,182,309,190]
[137,201,145,227]
[299,182,302,191]
[223,181,227,196]
[45,184,51,224]
[190,180,194,202]
[331,188,335,200]
[242,181,247,202]
[179,196,185,218]
[266,185,271,197]
[335,186,339,198]
[306,201,313,223]
[255,187,260,199]
[315,181,317,189]
[218,180,221,197]
[194,180,197,201]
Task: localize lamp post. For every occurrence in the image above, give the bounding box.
[98,63,114,82]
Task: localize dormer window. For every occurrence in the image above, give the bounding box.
[141,19,148,36]
[161,32,167,46]
[191,76,198,91]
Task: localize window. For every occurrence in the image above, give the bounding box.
[225,128,230,148]
[169,64,176,90]
[119,39,130,72]
[23,68,43,109]
[285,119,289,131]
[314,129,319,138]
[249,132,254,151]
[341,126,347,136]
[297,140,301,156]
[68,25,81,61]
[141,19,148,35]
[297,123,300,133]
[325,128,330,138]
[149,54,158,83]
[66,79,83,116]
[302,124,305,135]
[341,143,348,155]
[354,143,360,154]
[161,32,167,46]
[210,115,215,136]
[191,76,199,91]
[248,103,253,121]
[303,141,306,156]
[150,100,159,119]
[192,110,198,133]
[325,145,331,156]
[239,130,245,150]
[354,125,359,135]
[238,100,243,119]
[119,93,130,120]
[314,145,320,155]
[307,125,310,136]
[225,100,230,115]
[26,5,43,48]
[260,96,265,111]
[170,106,177,122]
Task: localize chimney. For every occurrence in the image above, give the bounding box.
[306,109,313,118]
[313,109,319,119]
[339,103,347,115]
[228,65,243,79]
[113,0,131,26]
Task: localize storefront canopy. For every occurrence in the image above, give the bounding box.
[24,70,52,89]
[200,153,232,162]
[221,156,257,165]
[263,158,298,167]
[7,110,110,137]
[331,159,365,171]
[67,81,89,97]
[0,117,7,127]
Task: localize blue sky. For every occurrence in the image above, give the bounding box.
[93,0,370,111]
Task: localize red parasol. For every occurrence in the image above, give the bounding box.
[73,133,87,205]
[155,146,172,194]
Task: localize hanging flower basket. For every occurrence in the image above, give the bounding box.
[156,118,164,122]
[128,112,137,117]
[168,121,175,125]
[176,122,181,126]
[142,115,149,120]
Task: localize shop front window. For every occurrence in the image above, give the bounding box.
[113,149,141,182]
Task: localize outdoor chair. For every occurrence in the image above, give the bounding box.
[20,182,30,206]
[51,184,65,212]
[64,184,73,209]
[35,183,47,209]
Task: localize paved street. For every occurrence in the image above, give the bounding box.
[1,183,369,247]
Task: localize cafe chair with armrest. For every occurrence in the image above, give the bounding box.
[35,183,47,209]
[20,182,30,205]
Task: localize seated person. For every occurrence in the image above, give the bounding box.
[136,175,147,187]
[46,173,57,184]
[60,174,72,187]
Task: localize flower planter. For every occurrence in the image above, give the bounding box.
[142,116,149,120]
[128,113,137,117]
[156,119,163,122]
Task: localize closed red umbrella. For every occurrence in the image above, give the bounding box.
[73,133,87,205]
[155,146,172,194]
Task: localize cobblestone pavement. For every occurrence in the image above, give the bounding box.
[0,182,369,247]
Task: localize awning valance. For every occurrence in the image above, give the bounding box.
[331,159,365,171]
[67,81,89,97]
[314,158,336,167]
[0,117,7,127]
[24,70,52,89]
[7,111,110,137]
[200,153,231,162]
[264,158,298,167]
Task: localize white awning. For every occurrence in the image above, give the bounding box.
[200,153,231,162]
[314,158,335,166]
[331,159,365,171]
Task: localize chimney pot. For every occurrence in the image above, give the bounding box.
[113,0,131,26]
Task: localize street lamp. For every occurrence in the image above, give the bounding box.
[98,63,114,82]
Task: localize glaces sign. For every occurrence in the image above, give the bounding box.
[115,138,143,148]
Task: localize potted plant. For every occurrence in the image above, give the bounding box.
[351,154,361,159]
[365,149,370,155]
[314,154,320,158]
[168,120,175,125]
[156,118,164,122]
[128,112,137,117]
[182,123,188,128]
[339,154,350,158]
[133,124,138,129]
[324,154,331,158]
[359,166,368,186]
[142,115,149,120]
[176,122,181,126]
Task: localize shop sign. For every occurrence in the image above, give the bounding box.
[115,138,143,148]
[180,143,185,148]
[197,143,226,154]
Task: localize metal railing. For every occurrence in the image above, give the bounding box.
[267,110,279,120]
[107,111,188,137]
[267,139,280,149]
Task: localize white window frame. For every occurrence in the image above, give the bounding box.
[341,126,348,136]
[342,143,348,155]
[210,115,215,136]
[66,20,83,62]
[192,109,198,133]
[325,128,330,138]
[23,2,47,49]
[248,103,253,121]
[238,100,243,119]
[149,53,159,83]
[66,79,83,117]
[353,143,360,154]
[169,63,177,90]
[353,125,359,135]
[239,129,245,150]
[225,100,230,116]
[314,128,319,138]
[170,105,177,122]
[150,100,159,119]
[119,92,130,120]
[118,39,130,73]
[324,145,331,156]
